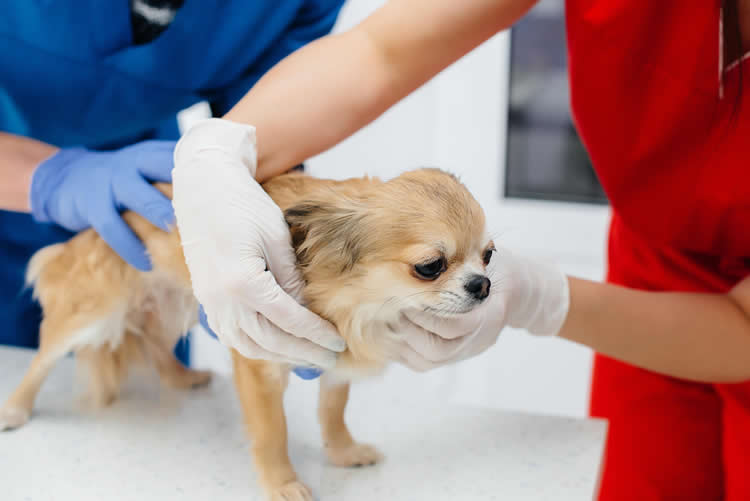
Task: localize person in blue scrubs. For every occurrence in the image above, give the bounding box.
[0,0,345,363]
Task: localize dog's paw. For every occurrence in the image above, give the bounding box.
[268,480,314,501]
[166,369,213,390]
[87,388,118,409]
[0,405,30,431]
[326,442,383,468]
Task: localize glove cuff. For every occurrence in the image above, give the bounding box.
[174,118,258,178]
[29,147,88,223]
[505,250,570,336]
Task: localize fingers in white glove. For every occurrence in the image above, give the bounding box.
[395,293,507,371]
[203,306,308,366]
[403,308,485,340]
[217,322,290,363]
[399,320,467,362]
[396,324,501,372]
[248,263,346,353]
[263,238,308,305]
[396,348,443,373]
[235,311,339,369]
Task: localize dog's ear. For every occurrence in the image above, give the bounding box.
[284,198,369,272]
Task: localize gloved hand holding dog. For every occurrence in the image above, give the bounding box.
[172,118,569,374]
[30,141,177,271]
[392,249,569,371]
[172,119,345,369]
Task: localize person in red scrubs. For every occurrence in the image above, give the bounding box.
[170,1,750,500]
[570,3,750,499]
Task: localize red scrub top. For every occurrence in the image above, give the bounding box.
[568,0,749,291]
[566,1,750,500]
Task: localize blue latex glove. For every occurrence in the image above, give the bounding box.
[292,367,324,380]
[30,141,176,271]
[198,305,323,380]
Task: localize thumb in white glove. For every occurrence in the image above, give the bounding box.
[172,118,345,368]
[393,247,569,371]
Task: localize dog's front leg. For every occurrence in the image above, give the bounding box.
[318,374,383,468]
[231,353,311,501]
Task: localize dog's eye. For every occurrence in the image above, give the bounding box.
[482,248,495,265]
[414,257,446,280]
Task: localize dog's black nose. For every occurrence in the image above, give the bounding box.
[465,275,491,300]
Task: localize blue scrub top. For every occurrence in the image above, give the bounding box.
[0,0,344,349]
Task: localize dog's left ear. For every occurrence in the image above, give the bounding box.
[284,198,369,272]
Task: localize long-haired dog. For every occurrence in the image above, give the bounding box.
[1,168,494,501]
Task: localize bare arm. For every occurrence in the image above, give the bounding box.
[215,0,750,383]
[0,132,58,212]
[225,0,538,181]
[560,276,750,383]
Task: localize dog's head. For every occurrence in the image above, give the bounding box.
[284,168,493,373]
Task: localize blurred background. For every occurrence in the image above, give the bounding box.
[185,0,610,419]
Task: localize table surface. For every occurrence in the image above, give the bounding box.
[0,346,606,501]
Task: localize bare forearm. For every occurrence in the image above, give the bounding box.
[225,0,537,182]
[0,132,58,212]
[560,277,750,383]
[225,30,388,182]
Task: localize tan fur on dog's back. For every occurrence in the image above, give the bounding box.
[2,183,209,426]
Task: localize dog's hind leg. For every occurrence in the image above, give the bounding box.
[0,343,56,430]
[1,318,97,430]
[138,307,212,390]
[75,330,144,409]
[150,339,212,390]
[1,304,129,430]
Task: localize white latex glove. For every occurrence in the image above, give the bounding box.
[393,248,570,371]
[172,118,345,368]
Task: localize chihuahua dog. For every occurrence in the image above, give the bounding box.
[0,168,494,501]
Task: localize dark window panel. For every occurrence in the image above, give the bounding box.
[505,2,608,205]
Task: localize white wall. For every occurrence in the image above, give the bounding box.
[192,0,610,418]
